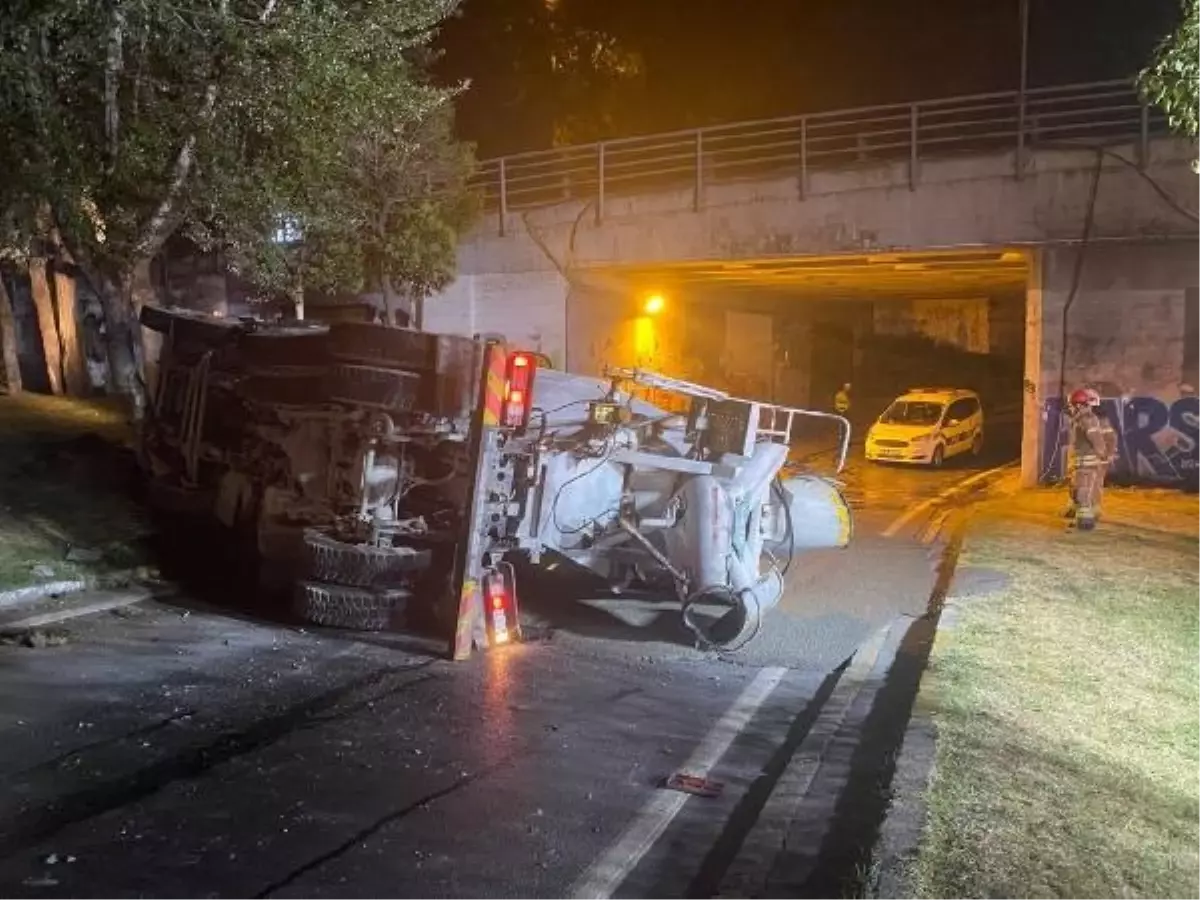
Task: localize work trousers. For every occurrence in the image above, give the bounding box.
[1070,455,1107,528]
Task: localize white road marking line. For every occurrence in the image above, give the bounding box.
[716,620,896,898]
[882,462,1013,539]
[569,666,788,900]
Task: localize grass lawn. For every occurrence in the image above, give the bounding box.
[0,393,149,591]
[912,491,1200,899]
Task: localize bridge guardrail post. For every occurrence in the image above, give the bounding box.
[1137,101,1150,170]
[694,131,703,212]
[798,116,808,200]
[909,103,920,190]
[498,157,508,237]
[597,142,606,223]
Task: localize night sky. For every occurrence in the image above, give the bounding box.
[434,0,1184,157]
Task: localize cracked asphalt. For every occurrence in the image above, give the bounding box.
[0,441,1014,898]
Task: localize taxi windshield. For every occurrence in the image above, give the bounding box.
[880,400,944,427]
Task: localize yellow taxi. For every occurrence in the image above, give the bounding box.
[864,388,984,467]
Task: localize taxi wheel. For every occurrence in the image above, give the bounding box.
[971,433,984,457]
[930,444,945,468]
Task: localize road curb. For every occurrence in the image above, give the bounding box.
[0,568,153,614]
[0,580,88,611]
[0,586,154,631]
[717,619,900,898]
[868,513,974,898]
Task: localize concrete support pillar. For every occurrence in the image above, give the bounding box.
[1020,249,1044,488]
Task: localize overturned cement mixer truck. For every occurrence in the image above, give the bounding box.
[137,306,853,658]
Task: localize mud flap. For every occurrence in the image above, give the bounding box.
[453,576,489,660]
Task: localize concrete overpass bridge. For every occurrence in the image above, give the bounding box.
[427,79,1199,485]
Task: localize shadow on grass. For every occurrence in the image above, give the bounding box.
[913,711,1200,899]
[0,396,153,590]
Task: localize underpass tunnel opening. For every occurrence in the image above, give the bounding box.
[571,249,1031,465]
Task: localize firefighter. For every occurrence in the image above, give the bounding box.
[834,382,852,416]
[1064,387,1115,531]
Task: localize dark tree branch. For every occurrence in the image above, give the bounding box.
[133,82,217,260]
[104,0,127,173]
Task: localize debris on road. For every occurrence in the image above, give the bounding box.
[0,627,70,648]
[663,773,725,798]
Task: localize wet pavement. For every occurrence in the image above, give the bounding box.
[0,444,1016,898]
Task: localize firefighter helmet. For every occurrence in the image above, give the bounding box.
[1068,387,1100,407]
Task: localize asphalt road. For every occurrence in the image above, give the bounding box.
[0,443,1015,898]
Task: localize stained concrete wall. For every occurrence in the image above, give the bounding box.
[428,138,1198,486]
[873,298,990,353]
[723,310,774,398]
[988,294,1025,358]
[564,284,687,376]
[454,139,1196,275]
[1024,239,1199,486]
[429,138,1196,384]
[423,271,570,368]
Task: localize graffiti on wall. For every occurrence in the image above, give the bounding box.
[1040,395,1199,483]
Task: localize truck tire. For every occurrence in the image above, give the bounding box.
[328,364,421,412]
[237,371,329,406]
[302,528,431,588]
[328,323,436,371]
[238,324,330,369]
[294,581,409,631]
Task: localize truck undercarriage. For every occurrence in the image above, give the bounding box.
[138,307,853,658]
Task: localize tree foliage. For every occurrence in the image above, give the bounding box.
[1139,0,1199,139]
[0,0,475,406]
[435,0,646,153]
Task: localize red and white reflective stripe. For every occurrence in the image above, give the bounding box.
[482,344,506,426]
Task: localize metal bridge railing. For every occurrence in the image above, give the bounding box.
[471,79,1169,234]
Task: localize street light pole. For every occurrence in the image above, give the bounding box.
[1018,0,1030,99]
[1016,0,1031,178]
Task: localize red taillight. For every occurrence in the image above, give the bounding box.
[485,569,516,644]
[503,351,538,429]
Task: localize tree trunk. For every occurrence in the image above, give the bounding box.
[381,275,398,327]
[0,276,22,394]
[97,270,147,420]
[291,269,304,321]
[380,275,414,328]
[51,268,88,396]
[130,260,161,403]
[28,258,64,395]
